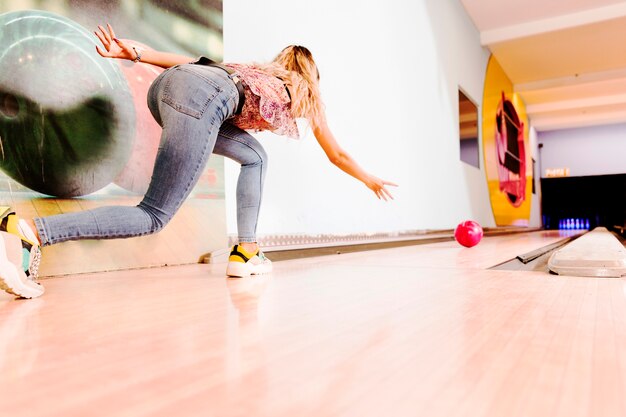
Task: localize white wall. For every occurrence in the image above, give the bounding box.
[538,124,626,178]
[223,0,494,238]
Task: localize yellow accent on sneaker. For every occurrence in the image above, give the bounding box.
[1,210,37,247]
[228,245,258,264]
[226,245,273,278]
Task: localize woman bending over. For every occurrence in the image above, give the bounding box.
[0,24,396,299]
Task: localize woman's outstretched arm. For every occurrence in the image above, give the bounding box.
[94,24,194,68]
[312,118,397,201]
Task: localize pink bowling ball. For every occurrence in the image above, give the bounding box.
[454,220,483,248]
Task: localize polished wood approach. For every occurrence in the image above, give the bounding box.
[1,230,625,417]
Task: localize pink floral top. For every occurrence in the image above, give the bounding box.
[225,63,300,139]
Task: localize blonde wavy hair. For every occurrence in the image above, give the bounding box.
[257,45,325,128]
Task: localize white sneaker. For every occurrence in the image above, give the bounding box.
[0,208,44,299]
[226,245,273,278]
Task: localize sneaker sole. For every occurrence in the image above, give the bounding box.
[226,261,273,278]
[0,234,44,299]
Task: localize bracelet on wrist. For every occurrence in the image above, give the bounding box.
[132,46,142,63]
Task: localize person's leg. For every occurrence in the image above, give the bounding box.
[212,123,272,277]
[0,64,239,297]
[213,122,268,250]
[33,65,239,246]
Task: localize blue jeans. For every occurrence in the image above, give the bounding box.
[34,64,266,246]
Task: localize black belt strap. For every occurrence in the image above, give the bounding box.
[191,56,245,115]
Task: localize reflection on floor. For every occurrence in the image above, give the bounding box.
[2,230,625,417]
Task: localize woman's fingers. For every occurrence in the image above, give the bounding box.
[378,182,396,200]
[373,187,389,201]
[381,186,394,200]
[113,38,132,56]
[106,23,117,40]
[379,179,397,200]
[98,25,112,44]
[94,30,110,51]
[367,176,397,201]
[95,24,132,60]
[95,45,108,57]
[97,27,109,49]
[377,186,392,201]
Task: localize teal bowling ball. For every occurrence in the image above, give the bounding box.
[0,10,135,197]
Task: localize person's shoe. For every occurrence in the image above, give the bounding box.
[226,244,272,278]
[0,207,44,299]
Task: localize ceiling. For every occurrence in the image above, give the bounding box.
[460,0,626,131]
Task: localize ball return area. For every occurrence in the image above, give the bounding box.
[492,227,626,278]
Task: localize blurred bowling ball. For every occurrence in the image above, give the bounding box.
[0,10,135,197]
[114,40,164,194]
[454,220,483,248]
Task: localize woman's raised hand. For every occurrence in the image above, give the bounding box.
[366,175,398,201]
[94,24,136,61]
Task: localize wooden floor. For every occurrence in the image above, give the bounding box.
[1,230,625,417]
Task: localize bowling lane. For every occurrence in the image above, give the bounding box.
[288,230,584,271]
[0,230,623,417]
